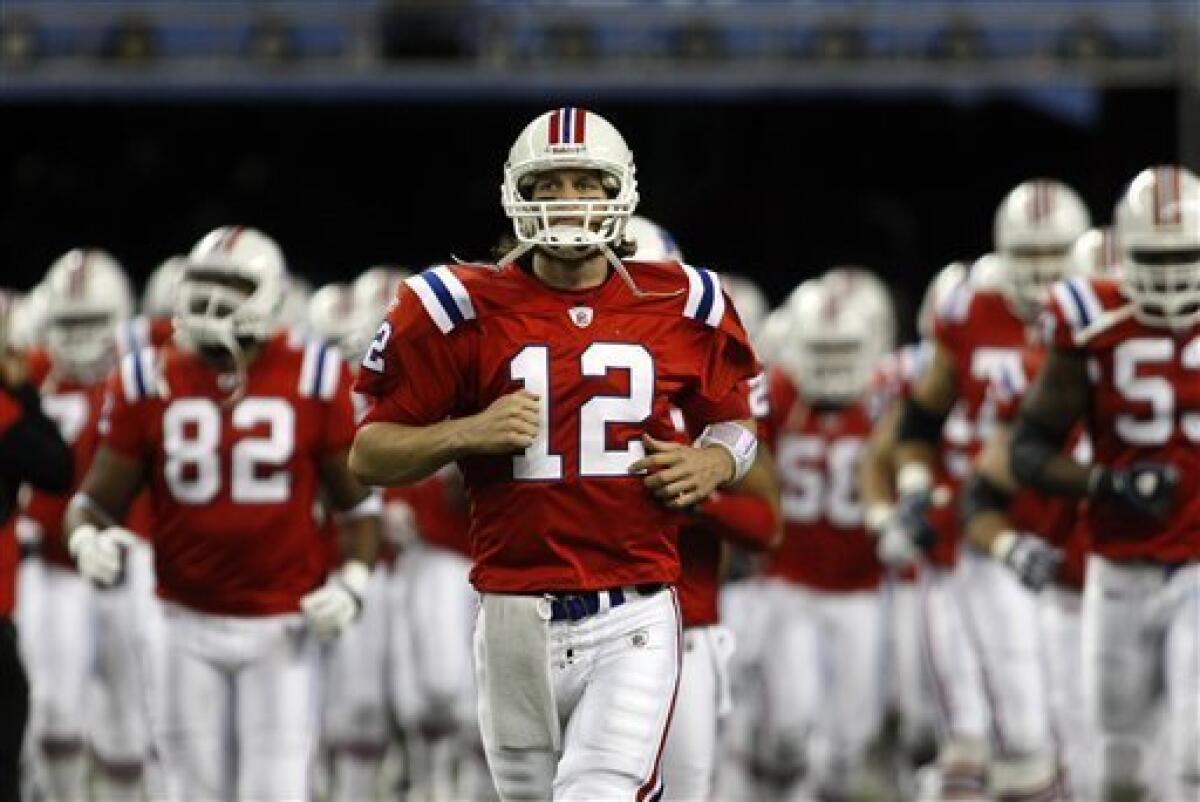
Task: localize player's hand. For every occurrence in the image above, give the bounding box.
[461,391,541,455]
[1089,462,1178,521]
[630,434,734,509]
[993,532,1062,592]
[301,560,370,639]
[68,524,137,588]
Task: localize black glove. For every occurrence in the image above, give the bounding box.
[892,490,939,554]
[996,533,1062,592]
[1089,462,1178,521]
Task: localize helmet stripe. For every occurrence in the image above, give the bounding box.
[574,107,587,143]
[549,109,561,145]
[221,225,246,252]
[562,106,574,144]
[1167,166,1181,225]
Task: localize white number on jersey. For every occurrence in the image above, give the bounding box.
[42,392,90,445]
[778,434,863,528]
[1113,336,1200,446]
[509,343,654,480]
[163,397,296,504]
[969,347,1024,441]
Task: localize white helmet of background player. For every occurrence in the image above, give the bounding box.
[9,286,46,350]
[1116,165,1200,329]
[353,265,409,319]
[501,107,638,261]
[308,283,362,361]
[41,248,133,381]
[624,215,683,262]
[141,255,188,319]
[722,273,770,343]
[994,178,1091,320]
[784,267,895,404]
[917,261,968,340]
[755,305,795,367]
[177,226,286,357]
[277,274,312,331]
[1071,226,1122,279]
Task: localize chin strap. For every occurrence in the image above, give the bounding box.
[497,240,683,300]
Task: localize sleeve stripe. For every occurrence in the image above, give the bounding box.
[1068,277,1103,327]
[298,340,320,397]
[681,265,725,328]
[432,266,476,323]
[119,352,138,403]
[1062,280,1092,329]
[318,347,340,401]
[1052,282,1081,331]
[407,272,455,334]
[131,346,148,399]
[138,348,157,398]
[311,344,328,399]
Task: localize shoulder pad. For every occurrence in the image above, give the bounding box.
[297,338,341,401]
[405,265,478,334]
[1050,276,1131,345]
[936,279,975,325]
[679,264,726,328]
[118,346,161,404]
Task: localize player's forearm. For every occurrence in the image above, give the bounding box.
[337,514,381,568]
[65,493,117,534]
[701,446,782,550]
[1009,414,1090,498]
[350,419,474,486]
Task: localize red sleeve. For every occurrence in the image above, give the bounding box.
[353,285,466,427]
[98,369,147,459]
[677,296,760,423]
[698,491,777,550]
[1040,292,1078,352]
[321,361,358,454]
[0,392,21,437]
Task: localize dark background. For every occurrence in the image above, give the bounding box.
[0,88,1176,335]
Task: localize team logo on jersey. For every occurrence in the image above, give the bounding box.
[569,306,594,328]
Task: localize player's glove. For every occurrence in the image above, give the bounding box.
[67,524,137,588]
[1088,462,1178,521]
[301,560,370,639]
[991,531,1062,592]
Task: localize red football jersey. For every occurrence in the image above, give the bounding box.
[1045,276,1200,562]
[762,370,883,591]
[991,347,1088,590]
[20,364,108,570]
[117,315,175,355]
[385,469,471,558]
[100,331,357,615]
[356,262,758,593]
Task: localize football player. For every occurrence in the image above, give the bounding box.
[130,255,187,353]
[757,269,896,800]
[1010,166,1200,801]
[351,107,762,802]
[63,227,382,800]
[886,180,1089,801]
[15,250,158,802]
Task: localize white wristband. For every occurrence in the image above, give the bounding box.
[865,503,893,535]
[695,422,758,484]
[991,530,1019,562]
[897,463,933,497]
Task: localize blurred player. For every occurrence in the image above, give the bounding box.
[887,178,1090,801]
[1070,225,1122,280]
[621,218,781,802]
[14,249,157,802]
[307,281,395,801]
[1010,166,1200,801]
[756,269,895,800]
[63,226,381,800]
[118,254,187,356]
[351,107,761,802]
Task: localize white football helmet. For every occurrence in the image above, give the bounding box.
[501,107,638,260]
[783,267,895,404]
[1116,165,1200,329]
[9,286,46,350]
[277,274,312,331]
[754,305,795,367]
[624,215,684,262]
[994,179,1091,320]
[177,226,286,356]
[917,261,968,340]
[722,273,770,343]
[1071,226,1122,279]
[41,248,133,381]
[141,255,188,319]
[308,284,361,360]
[352,265,408,319]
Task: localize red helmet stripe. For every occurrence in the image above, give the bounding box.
[1168,166,1182,225]
[68,250,89,297]
[548,109,561,145]
[574,107,587,143]
[221,225,246,252]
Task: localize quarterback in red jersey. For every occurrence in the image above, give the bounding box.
[755,269,898,801]
[351,108,761,802]
[1011,166,1200,801]
[889,179,1090,802]
[64,227,381,800]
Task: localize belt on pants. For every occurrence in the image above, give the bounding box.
[545,583,665,623]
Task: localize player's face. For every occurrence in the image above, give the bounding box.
[530,169,607,230]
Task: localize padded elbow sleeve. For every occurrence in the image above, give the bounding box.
[1009,415,1067,492]
[959,474,1012,529]
[896,396,948,445]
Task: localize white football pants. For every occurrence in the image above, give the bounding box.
[661,624,734,802]
[1038,586,1090,801]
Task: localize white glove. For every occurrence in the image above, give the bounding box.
[867,503,921,568]
[67,524,138,588]
[301,560,370,639]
